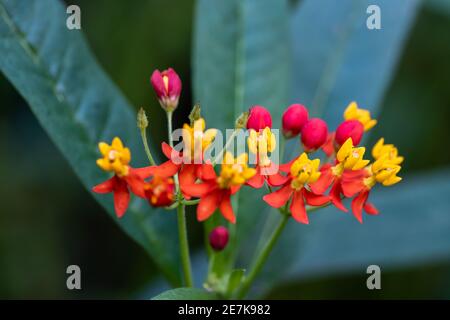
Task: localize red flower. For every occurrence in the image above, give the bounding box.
[150,68,182,111]
[93,167,154,217]
[209,226,229,251]
[144,176,176,207]
[246,162,288,188]
[183,153,256,224]
[263,153,329,224]
[247,106,272,131]
[335,120,364,146]
[300,118,328,151]
[351,189,379,223]
[282,104,309,138]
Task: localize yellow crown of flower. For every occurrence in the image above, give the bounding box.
[290,152,321,190]
[96,137,131,177]
[247,127,276,167]
[364,153,402,188]
[372,138,404,165]
[217,152,256,189]
[344,101,377,131]
[182,118,217,159]
[334,138,370,174]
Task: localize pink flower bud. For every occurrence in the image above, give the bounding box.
[282,104,309,138]
[246,106,272,131]
[150,68,182,112]
[209,226,229,251]
[335,120,364,146]
[300,118,328,151]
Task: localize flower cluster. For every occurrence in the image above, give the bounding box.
[92,68,403,253]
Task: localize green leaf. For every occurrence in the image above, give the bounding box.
[192,0,291,279]
[152,288,218,300]
[227,269,245,296]
[0,0,181,285]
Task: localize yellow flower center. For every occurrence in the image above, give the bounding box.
[247,127,276,167]
[290,152,321,190]
[217,152,256,189]
[335,138,369,172]
[372,138,404,165]
[344,101,377,131]
[182,118,217,162]
[96,137,131,177]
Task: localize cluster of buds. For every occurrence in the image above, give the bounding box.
[92,67,403,255]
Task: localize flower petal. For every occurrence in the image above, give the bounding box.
[246,171,265,189]
[330,182,348,212]
[152,159,180,177]
[303,189,330,206]
[197,190,221,222]
[364,201,379,215]
[131,166,156,179]
[113,179,130,218]
[310,164,334,194]
[351,190,369,223]
[290,190,308,224]
[125,174,146,198]
[92,176,116,194]
[263,183,293,208]
[266,172,289,187]
[219,191,236,224]
[199,163,217,181]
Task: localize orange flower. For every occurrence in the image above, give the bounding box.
[246,128,288,188]
[144,176,176,207]
[263,153,329,224]
[92,137,154,217]
[183,152,255,224]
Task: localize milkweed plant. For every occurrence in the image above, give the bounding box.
[92,68,403,299]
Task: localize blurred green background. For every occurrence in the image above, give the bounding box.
[0,0,450,299]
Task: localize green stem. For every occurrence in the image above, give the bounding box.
[166,111,174,148]
[236,213,290,299]
[140,128,156,166]
[165,110,193,286]
[177,203,193,287]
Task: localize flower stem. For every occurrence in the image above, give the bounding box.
[177,202,194,287]
[167,111,174,148]
[140,127,156,166]
[236,213,290,299]
[166,110,193,287]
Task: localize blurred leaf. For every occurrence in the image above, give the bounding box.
[227,269,245,296]
[252,0,421,295]
[0,0,181,285]
[426,0,450,17]
[271,169,450,291]
[192,0,290,278]
[152,287,218,300]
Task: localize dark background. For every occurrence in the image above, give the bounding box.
[0,0,449,298]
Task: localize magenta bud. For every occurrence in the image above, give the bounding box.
[209,226,229,251]
[246,106,272,131]
[150,68,182,112]
[335,120,364,146]
[300,118,328,151]
[282,104,309,138]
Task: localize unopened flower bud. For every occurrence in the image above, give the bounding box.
[335,119,364,146]
[235,111,249,129]
[282,104,309,138]
[209,226,229,251]
[300,118,328,151]
[137,107,148,130]
[246,106,272,131]
[150,68,182,112]
[189,103,202,125]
